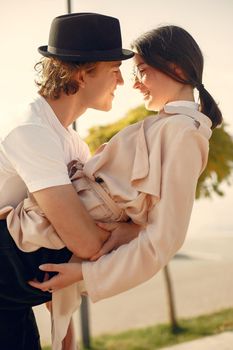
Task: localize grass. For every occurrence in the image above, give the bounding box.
[42,308,233,350]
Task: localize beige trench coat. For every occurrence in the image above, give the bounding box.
[81,103,212,301]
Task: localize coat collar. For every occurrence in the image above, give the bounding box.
[163,102,212,129]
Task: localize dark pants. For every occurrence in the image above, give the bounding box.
[0,220,72,349]
[0,308,41,350]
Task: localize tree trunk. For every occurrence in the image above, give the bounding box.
[80,295,91,349]
[163,264,180,332]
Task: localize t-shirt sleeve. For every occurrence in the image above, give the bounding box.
[69,127,91,162]
[1,124,71,192]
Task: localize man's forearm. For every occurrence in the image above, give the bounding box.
[32,184,109,258]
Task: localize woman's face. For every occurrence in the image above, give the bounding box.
[132,53,183,111]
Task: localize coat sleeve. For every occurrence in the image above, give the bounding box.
[82,125,209,302]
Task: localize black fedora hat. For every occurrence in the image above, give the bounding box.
[38,13,134,62]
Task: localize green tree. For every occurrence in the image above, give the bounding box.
[85,105,152,154]
[196,123,233,198]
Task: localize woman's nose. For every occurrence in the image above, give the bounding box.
[132,79,142,89]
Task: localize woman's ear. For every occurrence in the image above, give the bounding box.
[171,64,186,79]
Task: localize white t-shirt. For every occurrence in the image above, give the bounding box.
[0,95,90,208]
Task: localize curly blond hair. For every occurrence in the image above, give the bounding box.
[35,57,96,100]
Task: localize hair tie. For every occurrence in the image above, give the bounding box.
[195,82,205,92]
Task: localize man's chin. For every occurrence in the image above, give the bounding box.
[93,104,112,112]
[104,105,112,112]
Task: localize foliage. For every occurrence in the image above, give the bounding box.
[196,123,233,198]
[42,308,233,350]
[85,105,152,154]
[85,105,233,199]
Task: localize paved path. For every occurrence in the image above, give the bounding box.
[162,332,233,350]
[34,234,233,347]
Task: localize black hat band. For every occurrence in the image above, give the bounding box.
[48,45,123,57]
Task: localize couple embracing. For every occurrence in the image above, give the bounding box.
[0,12,222,350]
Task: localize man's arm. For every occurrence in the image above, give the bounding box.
[33,184,110,259]
[1,124,109,258]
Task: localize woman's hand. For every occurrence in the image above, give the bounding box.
[90,221,142,261]
[28,262,83,293]
[28,222,142,291]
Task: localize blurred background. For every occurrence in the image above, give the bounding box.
[1,0,233,136]
[1,0,233,347]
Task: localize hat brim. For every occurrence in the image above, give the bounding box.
[38,46,134,62]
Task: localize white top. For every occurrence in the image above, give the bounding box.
[82,101,212,302]
[0,96,90,208]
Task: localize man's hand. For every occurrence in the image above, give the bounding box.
[90,221,142,261]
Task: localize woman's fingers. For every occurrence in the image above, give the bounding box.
[39,263,64,273]
[96,222,119,231]
[91,222,142,261]
[28,263,66,291]
[90,236,116,261]
[28,264,65,292]
[28,262,83,292]
[29,272,69,292]
[28,277,57,292]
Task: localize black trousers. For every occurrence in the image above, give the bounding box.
[0,220,72,349]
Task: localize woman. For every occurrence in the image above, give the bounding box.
[28,24,222,346]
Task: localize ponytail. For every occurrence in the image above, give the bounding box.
[132,25,223,129]
[196,84,222,129]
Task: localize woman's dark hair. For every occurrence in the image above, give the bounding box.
[132,25,222,129]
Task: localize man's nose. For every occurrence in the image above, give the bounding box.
[117,71,124,85]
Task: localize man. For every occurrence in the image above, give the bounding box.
[0,12,134,349]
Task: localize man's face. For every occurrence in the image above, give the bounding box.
[81,61,124,111]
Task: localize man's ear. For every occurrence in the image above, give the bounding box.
[74,70,86,88]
